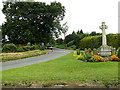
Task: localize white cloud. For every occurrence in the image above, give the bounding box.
[0,0,119,38]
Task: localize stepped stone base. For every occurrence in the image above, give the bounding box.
[98,45,112,56]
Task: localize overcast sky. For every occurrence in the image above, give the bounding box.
[0,0,119,38]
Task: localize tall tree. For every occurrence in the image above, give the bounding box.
[61,22,68,39]
[56,38,63,45]
[80,29,83,34]
[0,26,1,42]
[72,31,76,35]
[2,1,65,44]
[90,31,97,36]
[77,30,80,35]
[65,33,76,44]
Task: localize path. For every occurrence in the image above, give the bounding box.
[2,48,72,70]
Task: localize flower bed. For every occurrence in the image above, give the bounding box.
[90,55,106,62]
[73,51,120,62]
[110,55,120,61]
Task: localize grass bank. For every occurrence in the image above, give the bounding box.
[2,52,118,88]
[1,50,52,62]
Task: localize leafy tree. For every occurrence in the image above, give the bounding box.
[65,32,76,44]
[90,31,97,36]
[72,31,76,35]
[96,33,102,35]
[77,29,83,35]
[0,25,1,38]
[77,30,80,35]
[61,22,68,39]
[90,31,101,36]
[56,38,63,45]
[80,29,83,34]
[74,33,88,48]
[47,37,55,46]
[2,1,65,45]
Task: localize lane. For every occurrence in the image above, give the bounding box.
[2,48,72,70]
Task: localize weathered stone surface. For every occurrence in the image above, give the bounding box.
[98,22,113,56]
[93,48,98,55]
[99,22,108,46]
[88,48,91,54]
[98,45,112,56]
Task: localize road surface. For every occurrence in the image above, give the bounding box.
[2,48,72,70]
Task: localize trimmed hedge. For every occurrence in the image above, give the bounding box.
[107,34,120,49]
[79,34,120,50]
[2,44,17,53]
[79,35,102,50]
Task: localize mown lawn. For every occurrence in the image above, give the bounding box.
[2,52,118,88]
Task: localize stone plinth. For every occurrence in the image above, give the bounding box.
[98,45,112,56]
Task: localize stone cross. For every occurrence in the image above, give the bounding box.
[99,22,108,46]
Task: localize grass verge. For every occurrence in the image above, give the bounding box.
[1,50,51,62]
[2,52,118,88]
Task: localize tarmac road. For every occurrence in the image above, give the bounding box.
[2,48,73,70]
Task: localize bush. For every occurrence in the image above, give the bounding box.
[76,49,80,55]
[73,51,93,62]
[83,52,93,61]
[23,46,34,51]
[23,44,45,51]
[17,48,25,52]
[73,51,77,57]
[78,56,84,60]
[2,44,17,53]
[39,46,45,50]
[27,42,31,46]
[22,42,35,51]
[33,44,41,50]
[56,38,64,45]
[117,47,120,58]
[69,45,76,50]
[67,41,74,47]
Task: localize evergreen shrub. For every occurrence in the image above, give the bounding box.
[2,44,17,53]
